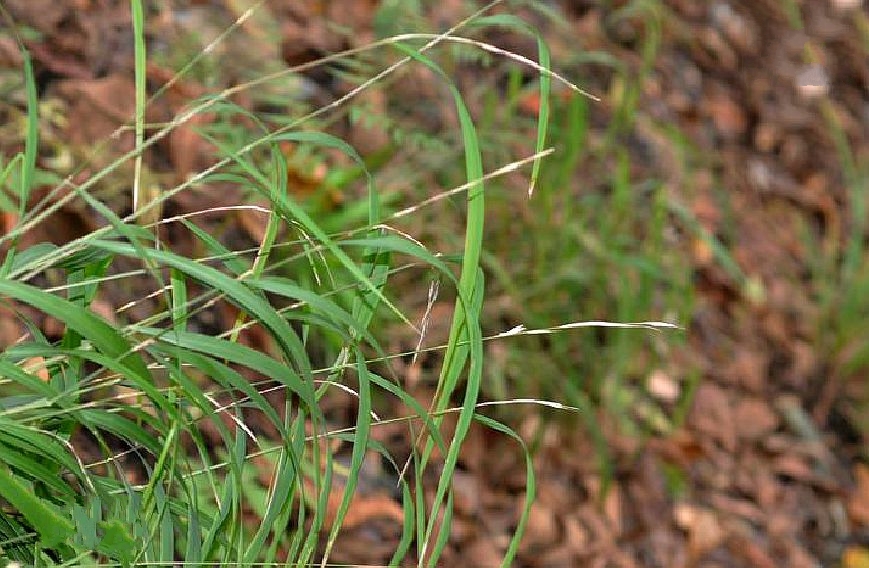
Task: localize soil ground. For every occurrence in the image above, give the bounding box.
[2,1,869,566]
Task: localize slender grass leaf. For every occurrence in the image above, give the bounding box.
[0,280,152,384]
[320,351,373,565]
[89,240,311,378]
[0,464,73,547]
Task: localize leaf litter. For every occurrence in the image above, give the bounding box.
[2,0,869,566]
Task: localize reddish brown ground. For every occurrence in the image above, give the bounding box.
[2,1,869,566]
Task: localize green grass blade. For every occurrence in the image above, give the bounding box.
[389,43,487,563]
[0,464,74,547]
[180,218,251,276]
[0,280,151,384]
[242,443,296,564]
[0,423,80,499]
[90,239,312,379]
[18,47,37,219]
[130,0,147,223]
[141,327,318,426]
[320,351,373,565]
[469,14,551,196]
[473,414,535,567]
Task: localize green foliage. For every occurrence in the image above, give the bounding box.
[469,2,691,435]
[777,4,869,450]
[0,1,686,565]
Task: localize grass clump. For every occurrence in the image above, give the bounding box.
[0,1,680,566]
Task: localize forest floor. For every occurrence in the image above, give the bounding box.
[2,1,869,566]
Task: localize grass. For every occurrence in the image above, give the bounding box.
[0,1,686,566]
[461,0,695,446]
[778,6,869,447]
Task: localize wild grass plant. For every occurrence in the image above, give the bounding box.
[778,7,869,446]
[460,1,699,457]
[0,1,680,566]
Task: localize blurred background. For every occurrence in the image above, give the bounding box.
[1,0,868,566]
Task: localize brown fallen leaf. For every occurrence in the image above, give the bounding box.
[303,475,404,529]
[168,111,217,183]
[518,501,559,554]
[464,536,503,568]
[728,533,777,568]
[733,397,780,441]
[56,74,137,150]
[674,503,725,559]
[848,464,869,527]
[690,382,737,452]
